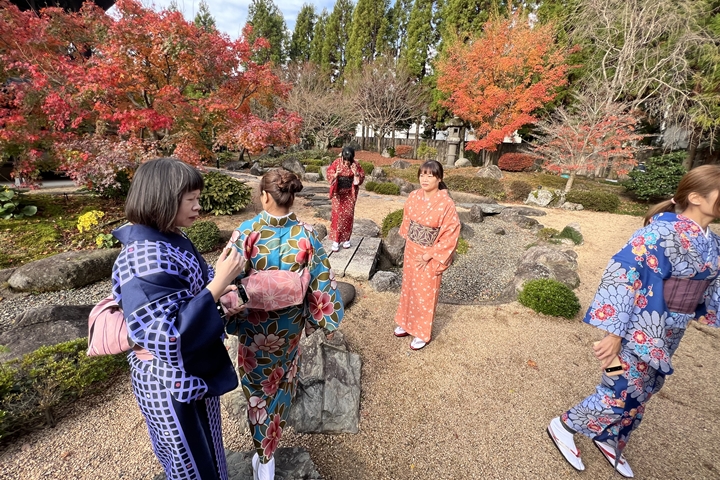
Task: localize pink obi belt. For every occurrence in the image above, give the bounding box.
[663,276,712,314]
[407,220,440,247]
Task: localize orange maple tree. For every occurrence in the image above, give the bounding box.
[0,0,300,190]
[436,12,571,154]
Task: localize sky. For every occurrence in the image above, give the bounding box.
[111,0,337,39]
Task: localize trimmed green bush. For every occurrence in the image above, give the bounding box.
[386,146,396,157]
[444,176,506,200]
[0,339,129,442]
[509,180,533,201]
[417,141,438,160]
[304,165,321,174]
[518,279,581,319]
[565,190,620,213]
[359,161,375,176]
[556,226,583,245]
[382,209,404,237]
[365,181,378,192]
[373,183,400,195]
[537,227,560,241]
[623,152,686,201]
[184,220,221,253]
[201,171,252,215]
[303,159,326,167]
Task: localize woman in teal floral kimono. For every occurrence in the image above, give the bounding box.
[547,165,720,478]
[226,170,344,480]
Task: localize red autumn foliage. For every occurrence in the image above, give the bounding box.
[436,12,572,153]
[394,145,414,158]
[498,152,536,172]
[0,0,300,190]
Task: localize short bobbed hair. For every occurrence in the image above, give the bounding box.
[125,157,204,232]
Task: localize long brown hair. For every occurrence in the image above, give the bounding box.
[260,169,304,209]
[643,164,720,226]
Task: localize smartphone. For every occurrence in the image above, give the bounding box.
[593,341,625,376]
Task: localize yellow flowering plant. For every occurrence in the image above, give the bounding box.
[77,210,105,233]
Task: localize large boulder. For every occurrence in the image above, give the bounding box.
[282,157,305,176]
[352,218,380,238]
[225,160,249,171]
[321,165,329,181]
[382,227,406,266]
[499,210,542,230]
[455,158,472,167]
[314,205,331,221]
[391,160,411,169]
[370,271,401,292]
[469,205,484,223]
[313,223,328,241]
[509,246,580,295]
[337,281,356,308]
[288,330,361,434]
[505,206,547,217]
[370,167,386,181]
[0,305,94,361]
[475,165,503,179]
[525,189,561,208]
[304,172,320,183]
[250,162,265,176]
[8,250,119,293]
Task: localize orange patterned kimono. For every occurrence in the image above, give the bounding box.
[394,188,460,342]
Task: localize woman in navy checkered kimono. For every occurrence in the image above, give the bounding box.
[112,158,246,480]
[547,165,720,478]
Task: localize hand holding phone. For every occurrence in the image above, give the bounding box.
[593,341,624,376]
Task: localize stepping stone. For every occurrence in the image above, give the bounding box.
[322,235,361,276]
[344,237,381,281]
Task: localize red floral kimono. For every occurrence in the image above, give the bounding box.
[394,188,460,342]
[327,158,366,243]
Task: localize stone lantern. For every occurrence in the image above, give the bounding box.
[444,117,463,167]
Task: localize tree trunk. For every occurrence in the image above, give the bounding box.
[361,123,366,150]
[414,120,420,159]
[684,127,701,170]
[564,171,576,193]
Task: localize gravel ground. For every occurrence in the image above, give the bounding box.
[439,216,537,303]
[2,184,720,479]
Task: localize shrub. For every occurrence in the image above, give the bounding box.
[0,189,38,220]
[0,339,129,442]
[537,227,560,241]
[498,152,536,172]
[395,145,413,158]
[200,171,252,215]
[456,237,469,255]
[88,170,132,199]
[365,181,378,192]
[623,152,686,201]
[374,183,400,195]
[518,279,581,319]
[184,220,221,253]
[359,161,375,176]
[444,176,506,200]
[556,226,583,245]
[76,210,105,233]
[565,190,620,213]
[386,146,396,157]
[304,165,321,174]
[303,159,326,167]
[416,141,438,160]
[382,209,404,236]
[509,180,533,201]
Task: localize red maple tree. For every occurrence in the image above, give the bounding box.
[436,12,571,155]
[0,0,300,190]
[532,99,647,192]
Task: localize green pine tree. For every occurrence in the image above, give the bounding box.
[309,9,329,65]
[388,0,413,58]
[436,0,494,51]
[194,0,216,32]
[246,0,288,64]
[400,0,435,78]
[346,0,391,72]
[289,4,316,62]
[322,0,354,80]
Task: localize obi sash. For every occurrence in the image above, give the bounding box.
[337,176,353,189]
[663,276,712,314]
[407,220,440,247]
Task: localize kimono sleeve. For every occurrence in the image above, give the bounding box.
[698,277,720,327]
[398,196,412,239]
[326,159,339,183]
[305,235,344,332]
[583,228,671,337]
[428,201,461,275]
[119,243,227,381]
[353,161,366,186]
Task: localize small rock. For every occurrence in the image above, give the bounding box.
[494,227,506,235]
[224,160,249,171]
[525,189,561,208]
[337,281,356,307]
[391,160,411,169]
[304,172,320,182]
[460,222,475,239]
[281,157,305,175]
[469,205,484,223]
[370,271,401,292]
[250,162,264,176]
[314,206,331,221]
[506,206,547,217]
[381,148,391,158]
[370,167,386,180]
[454,158,472,167]
[561,202,584,211]
[352,219,381,238]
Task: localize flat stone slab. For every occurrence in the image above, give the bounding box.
[322,235,361,276]
[153,447,322,480]
[344,237,380,281]
[457,203,508,214]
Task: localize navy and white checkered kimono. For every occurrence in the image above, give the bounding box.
[112,224,238,480]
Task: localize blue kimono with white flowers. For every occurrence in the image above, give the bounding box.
[563,212,720,452]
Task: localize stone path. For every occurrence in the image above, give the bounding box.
[321,236,381,281]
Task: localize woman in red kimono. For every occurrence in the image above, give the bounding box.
[393,160,460,350]
[326,147,366,251]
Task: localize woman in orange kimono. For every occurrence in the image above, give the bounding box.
[326,147,366,251]
[394,160,460,350]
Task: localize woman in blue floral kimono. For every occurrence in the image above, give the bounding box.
[226,169,344,480]
[547,165,720,478]
[112,158,246,480]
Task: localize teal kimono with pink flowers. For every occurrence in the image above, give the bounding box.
[226,211,343,463]
[563,212,720,453]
